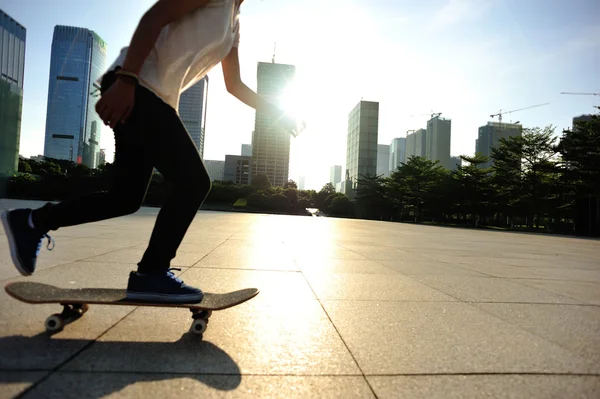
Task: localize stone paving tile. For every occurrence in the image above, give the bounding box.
[379,260,490,277]
[368,375,600,399]
[0,371,49,399]
[23,373,375,399]
[508,279,600,305]
[178,267,316,304]
[450,262,560,279]
[295,258,397,275]
[305,272,456,301]
[414,275,580,304]
[63,300,360,375]
[84,248,204,267]
[322,301,596,375]
[530,268,600,283]
[475,303,600,371]
[0,262,144,370]
[196,242,297,271]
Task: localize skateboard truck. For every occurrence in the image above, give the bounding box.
[45,303,90,333]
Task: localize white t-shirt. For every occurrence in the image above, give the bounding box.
[99,0,241,111]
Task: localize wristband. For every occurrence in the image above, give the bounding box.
[115,69,139,83]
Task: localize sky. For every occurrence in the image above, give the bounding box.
[2,0,599,190]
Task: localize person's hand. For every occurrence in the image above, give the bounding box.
[95,77,136,129]
[279,114,306,137]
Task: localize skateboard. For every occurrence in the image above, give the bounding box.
[5,281,259,338]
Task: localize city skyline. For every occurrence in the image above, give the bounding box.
[1,0,598,190]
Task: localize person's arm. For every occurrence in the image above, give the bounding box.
[221,47,286,119]
[121,0,211,75]
[97,0,211,128]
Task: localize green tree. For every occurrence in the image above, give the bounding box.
[283,179,297,189]
[491,126,560,229]
[252,174,271,190]
[18,159,32,173]
[327,193,355,217]
[453,153,492,225]
[556,110,600,234]
[391,156,445,222]
[355,173,391,220]
[284,188,299,211]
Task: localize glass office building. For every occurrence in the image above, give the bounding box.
[346,100,379,189]
[44,25,106,168]
[0,10,26,188]
[251,61,295,187]
[178,76,208,157]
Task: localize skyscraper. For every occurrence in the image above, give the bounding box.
[377,144,390,177]
[426,116,452,169]
[43,25,106,168]
[204,160,225,182]
[573,114,593,132]
[346,100,379,195]
[241,143,252,157]
[178,76,208,157]
[450,155,462,171]
[251,61,295,187]
[298,175,305,190]
[224,155,251,185]
[330,165,342,186]
[98,149,106,166]
[389,137,406,173]
[476,122,522,168]
[0,10,26,194]
[406,128,426,159]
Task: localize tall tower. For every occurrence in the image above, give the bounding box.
[251,61,295,186]
[330,165,342,185]
[178,76,209,157]
[389,137,406,172]
[377,144,390,177]
[426,116,451,169]
[0,10,26,192]
[43,25,106,168]
[476,122,522,168]
[346,100,379,192]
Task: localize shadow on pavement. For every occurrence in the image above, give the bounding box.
[0,332,242,398]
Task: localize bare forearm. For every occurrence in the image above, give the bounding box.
[233,83,285,118]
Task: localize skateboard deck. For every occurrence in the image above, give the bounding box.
[5,282,259,337]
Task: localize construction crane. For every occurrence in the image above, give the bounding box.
[560,92,599,96]
[490,103,549,124]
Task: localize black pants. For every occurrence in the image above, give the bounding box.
[33,71,212,273]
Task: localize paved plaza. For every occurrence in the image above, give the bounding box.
[1,199,599,398]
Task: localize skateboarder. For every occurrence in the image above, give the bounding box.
[1,0,300,303]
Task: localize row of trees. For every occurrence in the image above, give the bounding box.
[8,157,351,217]
[355,114,599,235]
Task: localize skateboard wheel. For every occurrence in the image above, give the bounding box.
[190,319,207,335]
[45,314,65,332]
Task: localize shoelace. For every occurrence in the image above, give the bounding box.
[36,234,55,256]
[166,267,183,285]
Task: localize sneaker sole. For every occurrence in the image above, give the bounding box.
[126,291,204,304]
[1,210,32,276]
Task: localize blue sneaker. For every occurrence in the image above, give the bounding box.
[1,209,55,276]
[126,268,204,303]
